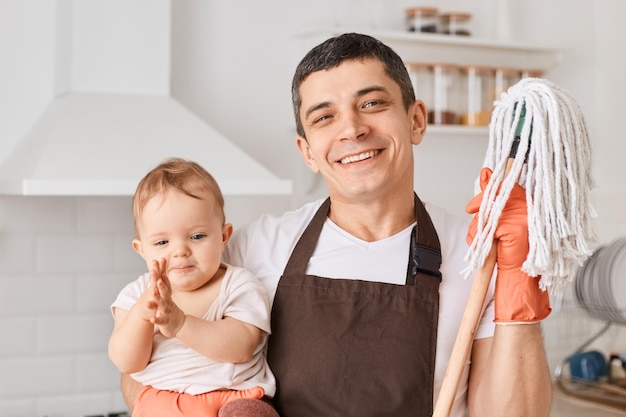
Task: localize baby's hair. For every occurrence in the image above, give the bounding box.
[132,158,225,231]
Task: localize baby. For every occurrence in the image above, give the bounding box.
[108,157,278,417]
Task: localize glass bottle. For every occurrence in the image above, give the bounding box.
[461,65,495,126]
[404,7,439,33]
[429,63,462,125]
[406,62,433,106]
[494,67,521,99]
[440,12,472,36]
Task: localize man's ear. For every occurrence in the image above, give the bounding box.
[296,136,320,173]
[409,100,428,145]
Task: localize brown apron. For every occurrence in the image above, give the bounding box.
[267,195,442,417]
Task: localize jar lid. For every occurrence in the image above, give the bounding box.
[406,62,431,70]
[521,69,544,78]
[440,12,472,22]
[431,63,461,71]
[463,65,494,75]
[495,67,521,77]
[405,7,438,17]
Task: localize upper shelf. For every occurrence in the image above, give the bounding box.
[294,28,563,71]
[294,29,562,137]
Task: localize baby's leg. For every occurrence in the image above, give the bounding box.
[133,386,271,417]
[218,398,279,417]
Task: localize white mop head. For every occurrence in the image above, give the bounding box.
[465,77,597,294]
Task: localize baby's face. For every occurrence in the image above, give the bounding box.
[132,188,229,292]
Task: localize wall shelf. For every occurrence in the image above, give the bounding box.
[295,28,563,71]
[294,28,562,137]
[428,125,488,136]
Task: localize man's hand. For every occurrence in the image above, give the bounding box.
[467,167,551,323]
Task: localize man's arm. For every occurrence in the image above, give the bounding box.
[120,372,142,413]
[465,167,552,416]
[468,324,552,417]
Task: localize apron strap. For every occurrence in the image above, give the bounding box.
[282,198,331,276]
[283,195,442,286]
[407,194,442,285]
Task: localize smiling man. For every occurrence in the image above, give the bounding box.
[121,32,552,417]
[225,32,552,417]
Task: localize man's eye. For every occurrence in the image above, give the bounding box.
[191,234,206,240]
[312,114,332,125]
[363,100,380,108]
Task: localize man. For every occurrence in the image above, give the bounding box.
[122,32,552,417]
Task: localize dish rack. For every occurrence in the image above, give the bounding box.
[554,237,626,409]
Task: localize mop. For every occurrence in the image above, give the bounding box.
[433,77,597,417]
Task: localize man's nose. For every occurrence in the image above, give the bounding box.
[338,111,369,141]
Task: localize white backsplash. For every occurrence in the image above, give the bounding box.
[0,196,138,416]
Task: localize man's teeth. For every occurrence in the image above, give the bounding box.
[340,150,379,164]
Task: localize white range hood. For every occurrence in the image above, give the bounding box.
[0,92,292,196]
[0,1,292,196]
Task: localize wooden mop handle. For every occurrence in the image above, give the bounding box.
[432,243,497,417]
[433,158,516,417]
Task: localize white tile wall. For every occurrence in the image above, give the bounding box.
[0,194,622,416]
[0,196,141,417]
[544,293,616,374]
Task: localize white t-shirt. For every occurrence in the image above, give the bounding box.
[223,198,495,417]
[111,264,276,396]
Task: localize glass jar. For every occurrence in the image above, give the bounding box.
[429,63,462,125]
[461,65,495,126]
[494,67,521,99]
[440,12,472,36]
[520,69,544,79]
[404,7,439,33]
[406,62,433,106]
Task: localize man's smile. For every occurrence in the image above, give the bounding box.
[338,150,381,164]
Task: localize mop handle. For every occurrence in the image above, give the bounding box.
[433,157,517,417]
[432,244,497,417]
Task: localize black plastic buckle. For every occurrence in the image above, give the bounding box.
[413,245,442,281]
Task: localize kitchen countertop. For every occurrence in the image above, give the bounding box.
[552,384,626,417]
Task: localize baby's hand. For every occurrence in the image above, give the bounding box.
[149,258,186,338]
[132,271,160,322]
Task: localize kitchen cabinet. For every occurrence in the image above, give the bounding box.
[293,28,562,136]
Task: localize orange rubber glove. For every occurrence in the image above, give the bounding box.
[466,167,551,323]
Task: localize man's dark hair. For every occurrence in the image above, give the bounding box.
[292,32,416,138]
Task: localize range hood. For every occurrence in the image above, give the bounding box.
[0,92,292,196]
[0,1,292,196]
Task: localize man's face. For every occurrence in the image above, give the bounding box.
[296,58,426,203]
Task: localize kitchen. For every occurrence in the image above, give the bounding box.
[1,0,626,416]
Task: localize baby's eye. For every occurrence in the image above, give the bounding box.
[191,234,206,240]
[155,240,168,246]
